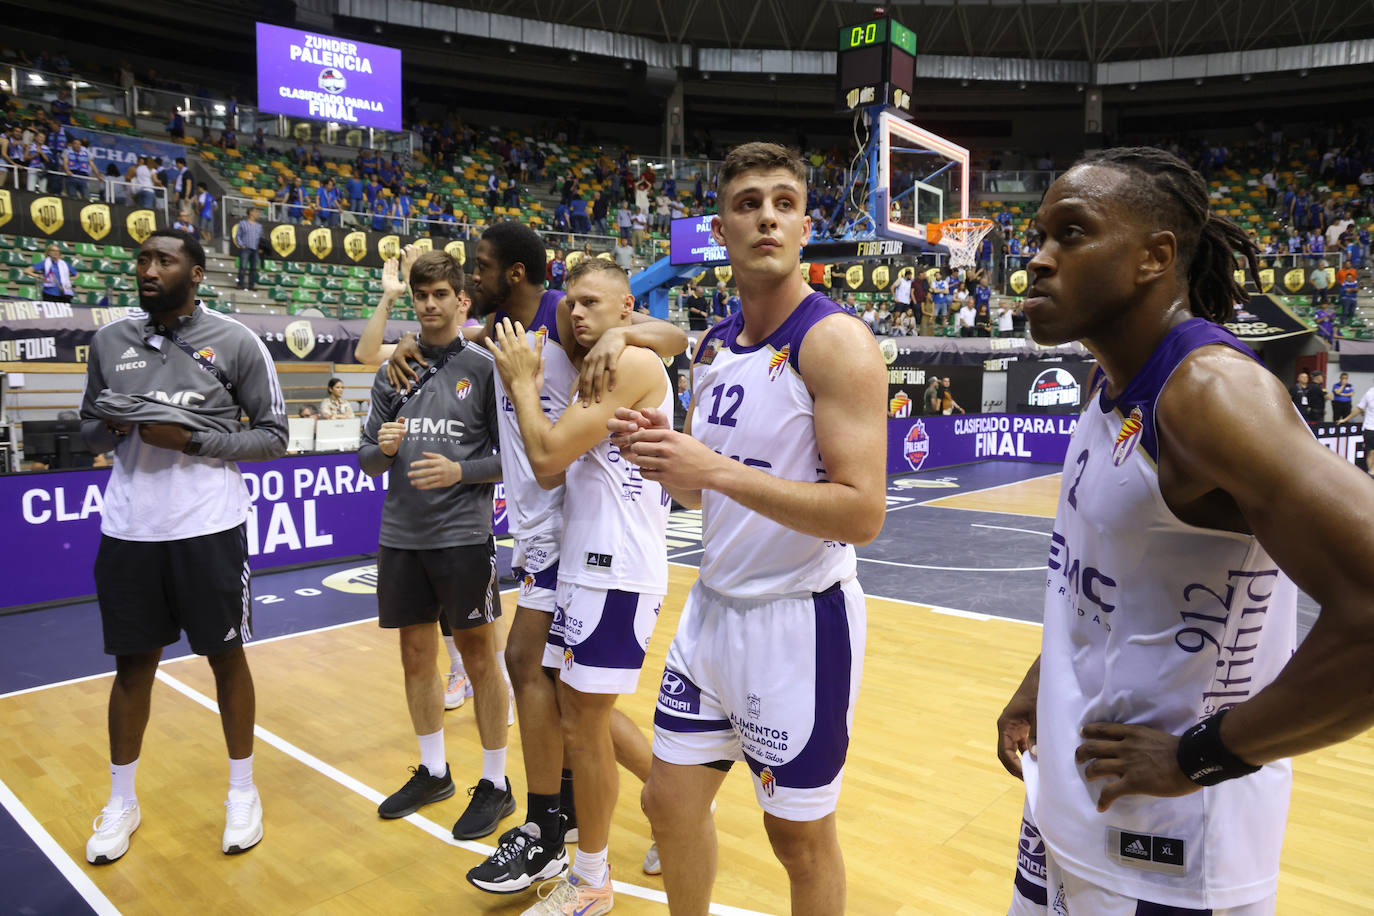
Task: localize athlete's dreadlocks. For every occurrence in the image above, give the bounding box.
[1074,147,1258,324]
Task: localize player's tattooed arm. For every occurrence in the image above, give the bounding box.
[1078,347,1374,811]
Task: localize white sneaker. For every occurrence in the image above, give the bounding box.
[642,841,661,875]
[445,671,469,710]
[86,798,140,865]
[223,787,263,854]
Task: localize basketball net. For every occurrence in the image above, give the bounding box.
[930,218,995,269]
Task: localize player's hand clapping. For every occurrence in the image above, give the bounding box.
[408,452,463,490]
[377,418,406,457]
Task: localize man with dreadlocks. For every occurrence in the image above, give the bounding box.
[995,148,1374,915]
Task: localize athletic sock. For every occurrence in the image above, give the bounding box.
[416,729,446,777]
[445,638,464,673]
[481,747,506,787]
[109,759,139,807]
[496,652,510,686]
[228,754,254,793]
[559,768,574,812]
[573,844,609,885]
[528,791,561,845]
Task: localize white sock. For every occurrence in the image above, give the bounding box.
[481,747,506,787]
[496,652,510,686]
[109,760,138,808]
[228,754,255,793]
[573,844,609,886]
[416,729,446,777]
[446,638,464,673]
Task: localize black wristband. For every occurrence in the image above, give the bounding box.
[1176,708,1261,787]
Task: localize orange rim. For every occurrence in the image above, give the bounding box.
[927,217,995,246]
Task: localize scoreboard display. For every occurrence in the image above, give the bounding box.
[836,17,916,113]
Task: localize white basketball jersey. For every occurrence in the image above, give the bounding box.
[560,360,673,594]
[690,292,857,598]
[1029,319,1296,909]
[494,290,578,537]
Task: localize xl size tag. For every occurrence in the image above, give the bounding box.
[1108,828,1186,876]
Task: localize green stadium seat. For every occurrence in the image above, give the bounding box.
[322,278,341,291]
[97,259,120,274]
[350,266,369,279]
[300,276,321,290]
[278,274,298,289]
[306,263,329,276]
[76,243,102,257]
[76,273,104,290]
[318,291,340,305]
[260,260,282,273]
[6,267,27,283]
[292,289,313,303]
[18,237,42,251]
[2,250,28,267]
[110,276,134,291]
[330,265,350,277]
[104,245,131,259]
[272,289,292,303]
[342,278,364,292]
[0,235,13,249]
[284,261,306,274]
[366,280,383,294]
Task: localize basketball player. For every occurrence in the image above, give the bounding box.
[996,148,1374,915]
[485,257,672,915]
[358,251,515,841]
[403,223,683,895]
[78,229,287,863]
[610,142,888,915]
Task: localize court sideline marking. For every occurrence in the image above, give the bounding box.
[0,777,120,916]
[153,669,775,916]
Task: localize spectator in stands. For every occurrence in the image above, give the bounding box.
[62,136,91,199]
[25,129,51,192]
[173,157,192,204]
[1311,258,1331,307]
[173,209,196,235]
[317,176,340,227]
[919,287,936,336]
[357,146,378,177]
[547,249,566,291]
[553,199,571,233]
[1290,371,1322,423]
[286,177,306,224]
[654,192,671,234]
[394,185,413,233]
[711,282,728,321]
[683,280,709,329]
[590,190,609,236]
[630,206,648,252]
[437,202,457,238]
[196,183,216,240]
[50,94,71,125]
[616,202,632,241]
[613,234,634,273]
[485,172,499,210]
[102,163,125,205]
[251,128,267,158]
[167,109,185,140]
[1332,373,1355,422]
[956,294,976,337]
[974,301,992,337]
[298,405,319,419]
[309,143,324,169]
[893,268,913,314]
[1315,301,1337,347]
[235,209,262,290]
[570,194,589,234]
[1338,261,1359,325]
[132,156,158,209]
[25,242,77,303]
[997,300,1017,336]
[2,125,24,187]
[220,126,236,150]
[319,378,355,419]
[371,193,392,232]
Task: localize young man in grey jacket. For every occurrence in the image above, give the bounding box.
[358,251,514,841]
[79,229,287,865]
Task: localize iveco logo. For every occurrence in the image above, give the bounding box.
[661,673,686,696]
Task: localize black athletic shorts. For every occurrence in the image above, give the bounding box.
[377,539,498,631]
[95,524,251,657]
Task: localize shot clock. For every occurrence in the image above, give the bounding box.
[836,16,916,113]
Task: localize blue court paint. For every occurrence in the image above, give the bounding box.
[0,796,98,915]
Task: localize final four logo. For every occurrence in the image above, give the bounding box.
[903,419,930,470]
[454,378,472,399]
[767,344,790,381]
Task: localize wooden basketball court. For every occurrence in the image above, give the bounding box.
[2,471,1372,913]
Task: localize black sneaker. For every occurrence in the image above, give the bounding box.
[377,764,455,819]
[560,806,579,845]
[451,778,516,840]
[465,824,568,894]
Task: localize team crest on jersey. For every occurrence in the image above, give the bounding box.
[197,346,215,363]
[533,326,548,347]
[889,390,912,418]
[522,573,535,590]
[902,420,930,470]
[1113,406,1144,466]
[563,647,575,670]
[767,345,790,381]
[759,767,776,798]
[454,378,472,399]
[698,337,722,365]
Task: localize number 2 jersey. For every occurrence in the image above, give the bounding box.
[690,292,857,598]
[1028,318,1297,908]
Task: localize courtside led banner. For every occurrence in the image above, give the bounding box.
[256,22,402,131]
[668,216,729,266]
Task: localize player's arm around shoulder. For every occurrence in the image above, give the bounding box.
[797,310,890,544]
[1157,345,1374,763]
[529,344,660,478]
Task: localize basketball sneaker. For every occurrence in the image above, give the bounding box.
[452,777,516,840]
[444,671,469,710]
[378,764,455,819]
[560,806,578,845]
[466,823,568,894]
[86,798,139,865]
[520,869,613,916]
[222,787,263,854]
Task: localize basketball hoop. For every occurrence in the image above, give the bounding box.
[929,218,995,269]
